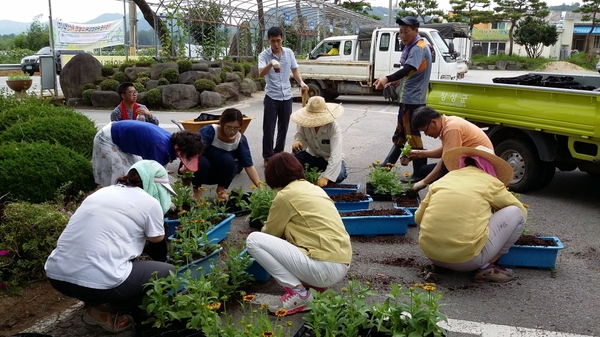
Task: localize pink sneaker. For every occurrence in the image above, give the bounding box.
[268,287,314,315]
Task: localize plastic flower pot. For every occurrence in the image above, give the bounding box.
[167,213,235,244]
[239,248,272,283]
[334,195,374,212]
[322,183,361,196]
[392,194,421,226]
[497,236,564,269]
[340,209,411,236]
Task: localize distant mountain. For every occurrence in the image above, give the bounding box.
[0,12,153,36]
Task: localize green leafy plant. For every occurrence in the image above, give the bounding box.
[82,88,95,106]
[304,279,376,337]
[118,60,135,72]
[304,163,322,185]
[101,64,115,77]
[168,227,220,267]
[158,77,170,86]
[367,164,407,196]
[194,79,216,93]
[7,74,31,81]
[177,59,193,73]
[171,180,197,214]
[100,79,119,91]
[161,68,180,83]
[111,71,129,83]
[370,283,447,337]
[219,242,253,297]
[248,184,276,223]
[230,186,249,211]
[146,88,162,108]
[401,135,412,157]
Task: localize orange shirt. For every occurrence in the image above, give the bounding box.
[440,115,493,154]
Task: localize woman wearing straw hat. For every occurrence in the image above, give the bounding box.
[45,160,177,333]
[415,146,528,283]
[290,96,347,187]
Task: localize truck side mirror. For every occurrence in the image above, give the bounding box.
[448,42,456,59]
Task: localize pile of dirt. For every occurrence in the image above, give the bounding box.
[537,61,593,73]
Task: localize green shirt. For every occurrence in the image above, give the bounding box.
[262,180,352,264]
[415,167,527,263]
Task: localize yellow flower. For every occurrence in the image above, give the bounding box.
[287,321,293,327]
[206,302,221,310]
[414,283,424,287]
[274,308,288,317]
[423,285,436,291]
[260,303,269,309]
[341,287,348,292]
[403,173,411,177]
[375,160,381,163]
[243,294,256,302]
[250,184,257,189]
[246,324,253,328]
[263,332,274,337]
[368,164,373,167]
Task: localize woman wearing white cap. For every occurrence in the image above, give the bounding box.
[415,146,528,283]
[45,160,177,333]
[290,96,347,187]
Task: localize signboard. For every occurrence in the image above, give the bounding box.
[284,14,291,27]
[309,21,315,31]
[52,20,125,50]
[472,28,509,41]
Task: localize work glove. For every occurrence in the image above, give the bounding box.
[316,177,329,187]
[292,141,303,153]
[412,180,428,192]
[270,60,280,68]
[300,81,309,90]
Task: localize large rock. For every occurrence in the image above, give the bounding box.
[146,80,160,90]
[495,61,507,70]
[178,71,213,84]
[124,67,152,81]
[59,53,103,101]
[91,90,121,108]
[151,62,178,80]
[240,78,257,93]
[191,63,210,72]
[200,91,223,108]
[208,68,222,77]
[248,66,259,79]
[214,82,240,102]
[160,84,199,109]
[137,91,148,105]
[226,72,242,84]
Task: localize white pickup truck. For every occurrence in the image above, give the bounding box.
[297,24,469,100]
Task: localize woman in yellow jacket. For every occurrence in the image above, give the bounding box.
[246,152,351,316]
[415,146,527,283]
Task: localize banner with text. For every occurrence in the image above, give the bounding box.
[52,20,125,50]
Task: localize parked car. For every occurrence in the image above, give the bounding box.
[20,47,86,75]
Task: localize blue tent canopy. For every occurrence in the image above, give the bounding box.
[573,26,600,34]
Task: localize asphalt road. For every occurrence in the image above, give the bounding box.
[13,70,600,336]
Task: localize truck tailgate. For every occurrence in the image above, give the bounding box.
[427,80,600,140]
[296,60,371,82]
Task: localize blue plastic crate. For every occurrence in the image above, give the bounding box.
[341,209,411,236]
[322,183,361,196]
[392,195,421,226]
[498,236,564,269]
[334,195,373,212]
[177,247,222,280]
[164,218,180,235]
[239,249,271,283]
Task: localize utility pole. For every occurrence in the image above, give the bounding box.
[129,0,137,55]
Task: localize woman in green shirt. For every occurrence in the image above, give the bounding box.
[246,152,351,316]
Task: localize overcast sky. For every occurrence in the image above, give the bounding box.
[1,0,576,23]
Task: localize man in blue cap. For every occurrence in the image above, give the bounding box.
[373,16,432,182]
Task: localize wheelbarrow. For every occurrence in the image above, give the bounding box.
[174,113,255,133]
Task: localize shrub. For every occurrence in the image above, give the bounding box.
[255,77,266,87]
[100,79,120,91]
[82,83,96,91]
[82,88,95,105]
[136,76,150,86]
[119,61,136,72]
[0,116,97,158]
[194,79,216,93]
[220,71,227,83]
[101,65,115,77]
[177,59,193,73]
[222,66,233,73]
[0,202,70,289]
[0,103,92,133]
[234,71,244,80]
[212,75,222,84]
[158,77,170,86]
[138,71,151,78]
[112,71,129,83]
[146,88,162,108]
[133,82,146,93]
[0,141,96,203]
[94,76,107,85]
[161,68,179,83]
[135,57,154,67]
[242,63,252,75]
[233,63,243,74]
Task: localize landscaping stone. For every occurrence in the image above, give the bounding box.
[226,72,242,84]
[150,62,178,80]
[191,63,210,72]
[59,53,103,101]
[495,61,508,70]
[91,90,120,108]
[159,84,199,109]
[208,68,222,76]
[200,91,223,108]
[124,67,151,81]
[215,82,240,102]
[67,98,85,107]
[240,78,257,93]
[146,79,159,89]
[178,71,213,84]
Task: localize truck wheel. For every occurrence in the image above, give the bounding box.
[306,82,323,98]
[495,139,544,193]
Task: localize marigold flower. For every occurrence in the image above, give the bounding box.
[414,283,424,287]
[368,164,373,167]
[375,160,381,163]
[403,173,411,177]
[423,285,436,291]
[263,331,274,337]
[260,303,269,309]
[341,287,348,292]
[274,308,288,317]
[243,294,256,302]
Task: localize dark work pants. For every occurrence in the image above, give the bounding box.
[295,151,348,183]
[192,152,237,189]
[263,95,293,160]
[49,260,175,311]
[392,103,425,148]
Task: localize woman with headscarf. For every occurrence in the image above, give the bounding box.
[45,160,177,333]
[92,120,204,187]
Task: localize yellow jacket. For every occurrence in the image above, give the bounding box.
[262,180,352,264]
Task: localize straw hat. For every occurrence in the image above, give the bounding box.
[443,145,514,185]
[291,96,344,127]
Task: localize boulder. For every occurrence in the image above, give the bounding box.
[495,61,507,70]
[200,91,224,108]
[91,91,121,108]
[124,67,152,81]
[248,66,259,79]
[137,91,148,105]
[146,80,160,89]
[160,84,199,109]
[226,72,242,84]
[59,53,103,101]
[150,62,178,80]
[240,78,257,93]
[487,65,496,70]
[221,61,235,69]
[214,82,240,102]
[178,71,213,84]
[191,63,210,72]
[506,63,523,70]
[208,68,222,77]
[241,89,252,97]
[66,98,85,107]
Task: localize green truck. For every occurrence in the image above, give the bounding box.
[427,72,600,192]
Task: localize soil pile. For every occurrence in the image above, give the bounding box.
[538,61,593,73]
